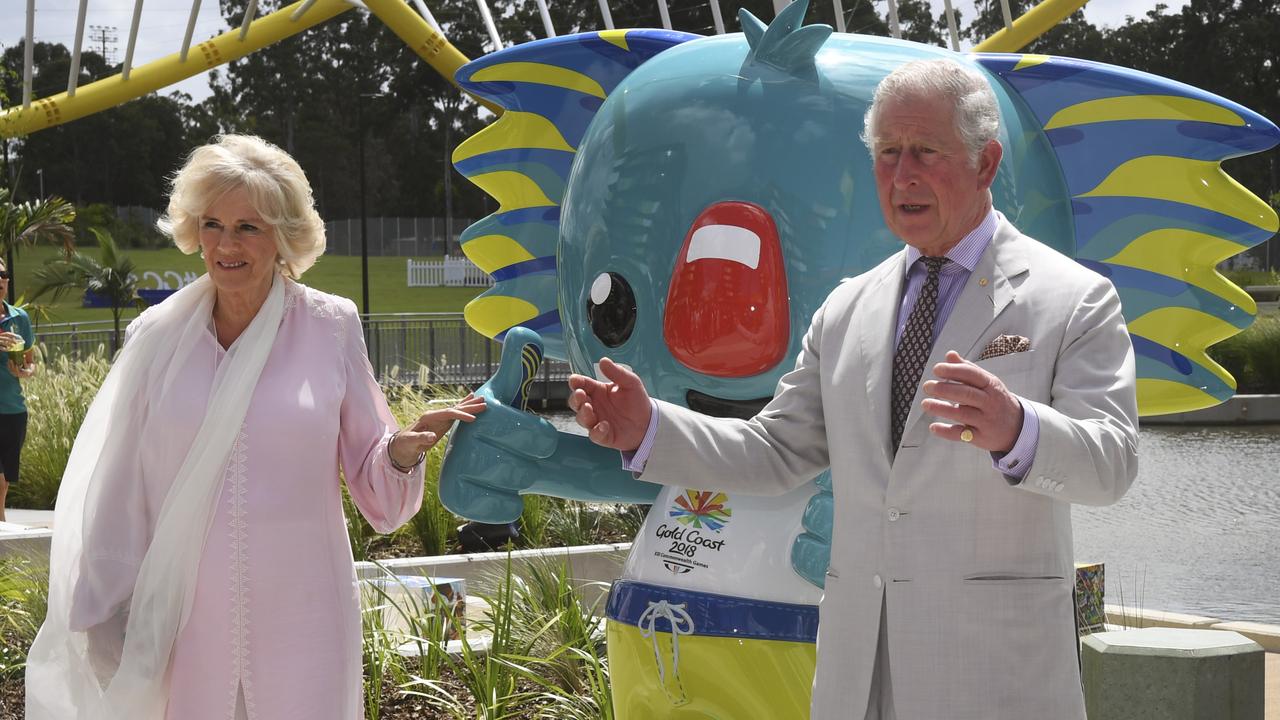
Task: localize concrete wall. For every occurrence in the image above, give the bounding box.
[1105,605,1280,652]
[356,543,632,608]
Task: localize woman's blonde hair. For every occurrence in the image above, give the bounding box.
[157,134,326,279]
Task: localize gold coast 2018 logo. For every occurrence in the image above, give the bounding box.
[656,491,733,575]
[670,490,731,531]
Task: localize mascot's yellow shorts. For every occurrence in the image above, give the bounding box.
[606,580,817,719]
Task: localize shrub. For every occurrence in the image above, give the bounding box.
[10,350,112,509]
[1208,315,1280,394]
[0,555,48,681]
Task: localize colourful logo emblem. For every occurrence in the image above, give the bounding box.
[670,490,731,532]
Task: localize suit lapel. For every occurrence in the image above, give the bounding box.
[858,253,907,465]
[897,218,1029,449]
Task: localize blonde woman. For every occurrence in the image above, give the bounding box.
[26,134,485,720]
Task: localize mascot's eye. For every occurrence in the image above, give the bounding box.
[587,272,637,347]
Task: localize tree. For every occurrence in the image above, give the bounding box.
[895,0,951,46]
[1,41,197,211]
[0,187,76,301]
[30,228,143,352]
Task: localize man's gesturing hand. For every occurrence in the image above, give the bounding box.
[566,358,653,452]
[922,350,1024,453]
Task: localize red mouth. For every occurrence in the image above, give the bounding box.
[663,201,789,378]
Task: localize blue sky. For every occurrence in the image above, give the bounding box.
[2,0,1187,103]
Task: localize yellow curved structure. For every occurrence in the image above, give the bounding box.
[0,0,497,139]
[0,0,352,138]
[973,0,1089,53]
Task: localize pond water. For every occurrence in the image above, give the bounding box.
[1073,424,1280,624]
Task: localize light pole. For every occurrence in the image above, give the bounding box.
[357,93,383,317]
[358,100,369,316]
[36,168,43,199]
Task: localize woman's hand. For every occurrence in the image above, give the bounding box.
[387,393,488,469]
[7,359,33,378]
[0,331,22,351]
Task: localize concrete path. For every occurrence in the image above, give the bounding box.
[1,508,53,529]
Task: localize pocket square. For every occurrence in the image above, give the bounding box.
[977,334,1031,361]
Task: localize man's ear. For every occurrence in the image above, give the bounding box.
[976,140,1003,190]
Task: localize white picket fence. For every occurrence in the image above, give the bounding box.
[406,257,493,287]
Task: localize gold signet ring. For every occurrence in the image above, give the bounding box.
[960,427,974,443]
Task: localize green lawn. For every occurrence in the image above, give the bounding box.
[7,245,485,326]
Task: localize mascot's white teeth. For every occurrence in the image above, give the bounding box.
[685,224,762,269]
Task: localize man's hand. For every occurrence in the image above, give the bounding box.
[921,350,1023,453]
[566,358,653,452]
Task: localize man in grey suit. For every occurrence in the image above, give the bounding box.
[568,58,1138,719]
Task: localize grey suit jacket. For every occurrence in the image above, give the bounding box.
[640,216,1139,719]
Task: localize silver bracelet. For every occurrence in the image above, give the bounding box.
[387,431,426,473]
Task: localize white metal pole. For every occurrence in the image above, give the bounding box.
[943,0,960,50]
[656,0,672,30]
[411,0,442,33]
[122,0,145,81]
[1000,0,1014,29]
[597,0,615,29]
[771,0,787,17]
[709,0,726,34]
[830,0,845,33]
[181,0,203,62]
[534,0,557,37]
[887,0,900,39]
[23,0,34,108]
[593,0,614,29]
[291,0,322,21]
[68,0,90,96]
[238,0,260,41]
[476,0,504,51]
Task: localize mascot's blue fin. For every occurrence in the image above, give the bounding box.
[453,30,699,360]
[977,53,1280,415]
[740,0,831,72]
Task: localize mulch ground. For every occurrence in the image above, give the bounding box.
[1,675,22,720]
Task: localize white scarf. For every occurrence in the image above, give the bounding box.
[25,272,286,719]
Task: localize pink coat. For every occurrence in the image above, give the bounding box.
[71,281,423,720]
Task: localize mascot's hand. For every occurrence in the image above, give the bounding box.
[791,470,833,588]
[438,327,560,523]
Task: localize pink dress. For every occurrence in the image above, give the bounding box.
[70,280,423,720]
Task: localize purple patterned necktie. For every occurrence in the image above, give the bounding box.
[891,256,948,452]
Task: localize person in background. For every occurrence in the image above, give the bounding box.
[0,258,37,523]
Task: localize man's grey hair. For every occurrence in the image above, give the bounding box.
[860,59,1001,163]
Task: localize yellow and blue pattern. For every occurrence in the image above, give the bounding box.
[976,54,1280,415]
[453,30,697,359]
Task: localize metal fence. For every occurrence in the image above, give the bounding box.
[323,217,481,257]
[34,314,572,393]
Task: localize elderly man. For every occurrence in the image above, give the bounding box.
[568,57,1139,719]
